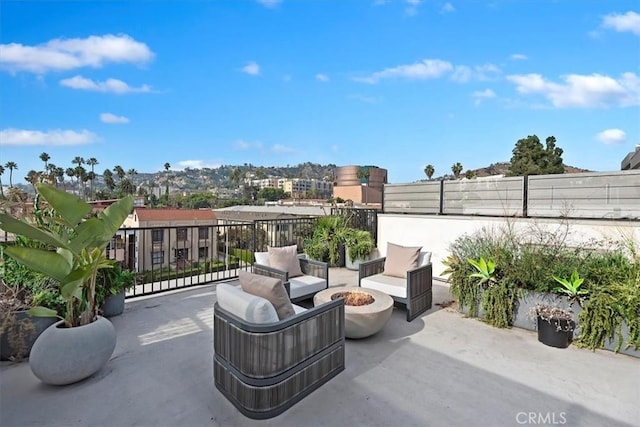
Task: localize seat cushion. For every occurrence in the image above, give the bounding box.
[239,271,295,320]
[361,273,407,299]
[288,275,327,300]
[383,242,421,278]
[268,245,304,278]
[216,282,280,324]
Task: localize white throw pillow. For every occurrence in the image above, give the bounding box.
[254,251,270,266]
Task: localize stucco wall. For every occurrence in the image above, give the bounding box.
[376,214,640,280]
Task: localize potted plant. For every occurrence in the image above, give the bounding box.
[1,216,64,361]
[96,262,136,318]
[530,269,586,349]
[530,304,576,348]
[0,183,133,384]
[343,228,375,270]
[304,216,349,267]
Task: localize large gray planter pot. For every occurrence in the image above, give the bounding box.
[0,311,57,361]
[29,316,116,385]
[101,291,126,317]
[345,248,368,271]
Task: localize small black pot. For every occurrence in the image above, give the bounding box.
[537,316,575,349]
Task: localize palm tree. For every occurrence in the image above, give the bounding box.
[101,169,113,194]
[4,161,18,187]
[164,162,171,197]
[45,163,57,185]
[127,168,138,195]
[71,157,84,194]
[55,167,65,188]
[451,162,463,179]
[113,165,126,180]
[65,167,76,191]
[86,157,99,200]
[424,164,435,180]
[25,170,40,190]
[76,166,87,199]
[0,165,4,198]
[39,152,50,170]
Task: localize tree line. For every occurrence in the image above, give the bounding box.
[423,135,565,181]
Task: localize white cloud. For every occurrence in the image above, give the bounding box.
[100,113,130,124]
[241,61,260,76]
[348,94,380,104]
[506,72,640,108]
[472,88,496,105]
[60,75,152,94]
[0,128,98,146]
[271,144,295,153]
[596,129,627,145]
[602,11,640,36]
[441,2,455,13]
[316,73,329,82]
[0,34,154,74]
[451,63,500,83]
[510,53,528,60]
[175,160,222,170]
[355,59,453,84]
[256,0,281,7]
[233,139,263,150]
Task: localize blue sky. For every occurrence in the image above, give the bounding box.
[1,0,639,184]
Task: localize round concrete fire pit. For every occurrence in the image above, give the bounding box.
[314,287,393,339]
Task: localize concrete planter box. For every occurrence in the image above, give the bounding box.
[458,289,639,358]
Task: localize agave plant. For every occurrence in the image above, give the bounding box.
[553,269,588,307]
[0,184,133,327]
[467,257,497,287]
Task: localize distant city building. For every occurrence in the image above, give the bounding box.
[248,177,332,198]
[121,208,217,272]
[621,145,640,170]
[333,165,387,205]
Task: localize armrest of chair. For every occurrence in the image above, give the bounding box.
[358,257,386,283]
[299,257,328,280]
[252,263,291,295]
[407,263,433,296]
[215,297,344,334]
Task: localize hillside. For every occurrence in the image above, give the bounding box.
[469,162,591,178]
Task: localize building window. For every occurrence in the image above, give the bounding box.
[108,237,125,250]
[176,227,187,241]
[152,229,164,243]
[198,247,208,258]
[175,248,189,260]
[152,251,164,265]
[198,227,209,239]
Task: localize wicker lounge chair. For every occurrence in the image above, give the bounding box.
[213,283,345,419]
[358,250,433,322]
[253,249,329,303]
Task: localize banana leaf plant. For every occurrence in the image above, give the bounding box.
[0,184,133,327]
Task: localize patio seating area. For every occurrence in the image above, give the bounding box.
[1,268,638,427]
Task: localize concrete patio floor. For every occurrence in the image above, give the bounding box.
[1,268,638,427]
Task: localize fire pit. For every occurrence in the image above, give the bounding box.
[314,287,393,339]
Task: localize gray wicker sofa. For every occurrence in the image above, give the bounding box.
[213,282,345,419]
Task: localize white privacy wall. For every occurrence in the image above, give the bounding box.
[376,214,640,281]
